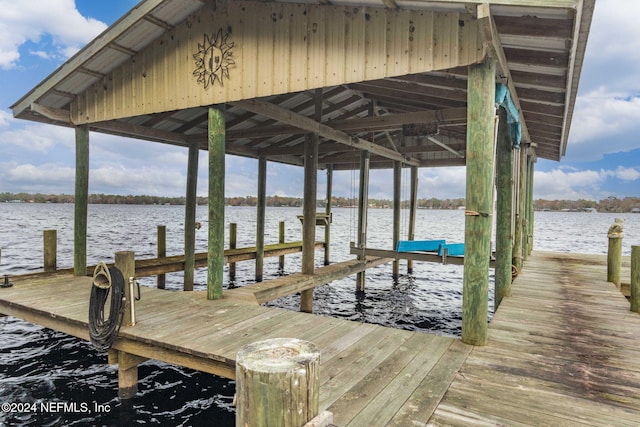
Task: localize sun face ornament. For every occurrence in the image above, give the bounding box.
[193,28,235,89]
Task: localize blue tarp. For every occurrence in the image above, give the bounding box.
[495,83,521,149]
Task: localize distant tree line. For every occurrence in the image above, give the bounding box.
[533,196,640,213]
[3,192,640,212]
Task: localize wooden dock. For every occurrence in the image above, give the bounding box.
[2,251,640,425]
[431,251,640,426]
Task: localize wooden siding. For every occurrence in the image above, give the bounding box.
[71,2,483,124]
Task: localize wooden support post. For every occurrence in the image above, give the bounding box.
[115,251,135,327]
[301,89,322,311]
[229,223,237,281]
[208,105,225,300]
[607,218,624,288]
[324,165,333,266]
[184,144,199,291]
[157,225,166,289]
[110,350,146,400]
[526,158,535,256]
[356,151,370,291]
[513,147,526,273]
[256,157,267,282]
[43,229,57,272]
[236,338,320,427]
[301,133,318,313]
[279,221,285,271]
[631,245,640,313]
[462,58,496,346]
[407,166,418,274]
[74,124,89,277]
[392,161,402,280]
[495,107,514,308]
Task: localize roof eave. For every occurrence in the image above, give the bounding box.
[558,0,596,160]
[10,0,168,116]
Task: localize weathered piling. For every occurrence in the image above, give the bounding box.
[607,218,624,288]
[157,225,166,289]
[356,151,370,291]
[631,245,640,313]
[236,338,320,427]
[324,165,333,266]
[513,147,526,272]
[392,161,401,280]
[184,143,199,291]
[43,229,57,272]
[256,157,267,282]
[462,57,496,346]
[114,251,138,399]
[301,133,318,313]
[407,166,418,274]
[279,221,285,271]
[74,124,89,277]
[208,105,225,300]
[229,223,237,281]
[495,108,514,308]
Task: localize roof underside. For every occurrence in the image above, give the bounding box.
[11,0,595,169]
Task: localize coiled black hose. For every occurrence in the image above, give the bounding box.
[88,263,125,351]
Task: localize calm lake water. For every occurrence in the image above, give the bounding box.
[1,204,639,426]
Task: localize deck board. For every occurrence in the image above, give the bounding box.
[3,251,640,425]
[429,251,640,426]
[0,267,464,426]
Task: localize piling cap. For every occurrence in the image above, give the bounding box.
[608,218,624,238]
[237,338,320,374]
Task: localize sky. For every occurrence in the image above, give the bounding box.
[1,0,639,201]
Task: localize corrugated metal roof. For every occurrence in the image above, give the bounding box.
[10,0,596,166]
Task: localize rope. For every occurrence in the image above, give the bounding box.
[88,262,126,351]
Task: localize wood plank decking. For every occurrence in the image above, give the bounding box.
[1,251,640,425]
[430,252,640,426]
[0,263,467,426]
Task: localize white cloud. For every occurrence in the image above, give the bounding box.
[0,110,12,128]
[613,166,640,181]
[534,166,640,200]
[567,89,640,161]
[0,162,75,193]
[419,167,466,199]
[0,0,107,69]
[0,121,73,153]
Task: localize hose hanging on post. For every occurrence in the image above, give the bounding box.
[89,262,125,351]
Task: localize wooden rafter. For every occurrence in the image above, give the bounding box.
[227,107,466,140]
[232,99,421,166]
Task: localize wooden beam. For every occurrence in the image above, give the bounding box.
[393,0,577,6]
[427,136,465,158]
[227,107,466,140]
[30,104,71,124]
[232,99,420,166]
[93,120,189,146]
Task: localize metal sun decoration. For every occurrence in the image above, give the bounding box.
[193,28,235,89]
